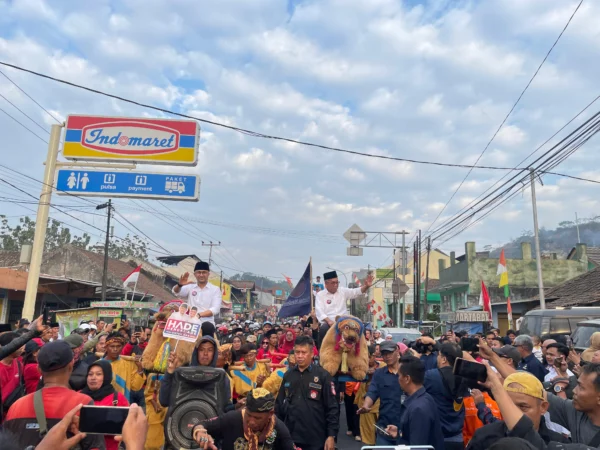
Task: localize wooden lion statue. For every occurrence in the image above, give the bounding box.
[320,315,369,381]
[142,300,199,371]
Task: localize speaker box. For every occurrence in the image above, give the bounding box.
[164,366,229,449]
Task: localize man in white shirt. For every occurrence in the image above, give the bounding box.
[544,342,574,382]
[315,270,373,345]
[172,261,222,325]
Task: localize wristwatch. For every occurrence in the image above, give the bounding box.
[553,384,564,394]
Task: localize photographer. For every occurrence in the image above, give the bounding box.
[466,366,570,450]
[416,335,438,370]
[424,342,467,450]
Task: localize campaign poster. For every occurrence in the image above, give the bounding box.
[163,303,202,343]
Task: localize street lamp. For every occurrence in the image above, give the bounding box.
[326,266,348,287]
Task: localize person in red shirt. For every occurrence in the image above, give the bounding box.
[121,326,150,356]
[0,332,25,419]
[3,340,104,449]
[81,359,129,450]
[258,330,287,364]
[22,340,41,394]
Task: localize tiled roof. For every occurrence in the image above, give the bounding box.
[42,246,175,303]
[229,280,256,290]
[587,247,600,264]
[0,251,21,267]
[542,267,600,307]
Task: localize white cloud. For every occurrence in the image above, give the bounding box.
[496,125,527,146]
[233,148,290,172]
[342,168,365,181]
[418,94,444,116]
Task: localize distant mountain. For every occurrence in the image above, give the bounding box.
[229,272,290,290]
[488,215,600,258]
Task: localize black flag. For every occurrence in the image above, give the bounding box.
[278,261,312,318]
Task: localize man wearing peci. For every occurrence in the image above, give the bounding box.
[172,261,222,325]
[315,270,373,345]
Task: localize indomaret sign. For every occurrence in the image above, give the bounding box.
[63,115,200,165]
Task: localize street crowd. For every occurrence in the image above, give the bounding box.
[1,263,600,450]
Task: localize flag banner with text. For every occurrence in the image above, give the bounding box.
[278,261,312,318]
[163,306,202,342]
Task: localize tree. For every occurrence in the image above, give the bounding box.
[0,215,148,259]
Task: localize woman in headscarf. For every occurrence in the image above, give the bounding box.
[278,329,296,355]
[22,341,41,394]
[231,335,244,362]
[582,331,600,362]
[80,360,129,450]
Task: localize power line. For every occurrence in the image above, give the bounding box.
[0,61,540,172]
[543,171,600,185]
[421,0,584,237]
[112,208,174,256]
[0,68,62,124]
[0,104,48,143]
[0,92,49,134]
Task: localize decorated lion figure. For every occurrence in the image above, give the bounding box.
[142,300,199,372]
[320,315,369,381]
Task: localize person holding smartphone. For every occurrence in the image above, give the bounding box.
[385,355,444,449]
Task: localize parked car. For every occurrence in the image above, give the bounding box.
[519,307,600,339]
[381,327,422,344]
[572,319,600,351]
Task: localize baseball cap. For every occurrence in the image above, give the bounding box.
[64,333,84,349]
[37,340,74,372]
[494,345,522,367]
[18,318,30,327]
[503,372,544,401]
[24,340,41,354]
[380,341,397,353]
[246,335,258,343]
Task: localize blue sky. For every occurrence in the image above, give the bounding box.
[0,0,598,282]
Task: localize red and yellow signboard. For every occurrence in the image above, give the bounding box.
[63,115,199,165]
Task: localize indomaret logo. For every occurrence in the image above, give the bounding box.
[81,121,180,155]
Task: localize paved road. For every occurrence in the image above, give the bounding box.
[337,403,364,450]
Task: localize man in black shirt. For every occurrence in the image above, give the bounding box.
[514,335,547,383]
[275,335,339,450]
[192,388,294,450]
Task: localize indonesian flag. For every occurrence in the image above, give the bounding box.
[507,297,513,325]
[283,274,294,289]
[497,250,509,294]
[123,265,142,287]
[479,280,492,322]
[353,274,362,286]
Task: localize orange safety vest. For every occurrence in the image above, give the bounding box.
[463,393,502,446]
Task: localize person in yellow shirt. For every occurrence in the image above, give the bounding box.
[230,343,270,400]
[354,345,385,445]
[262,352,296,397]
[103,333,146,402]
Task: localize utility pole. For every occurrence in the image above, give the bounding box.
[201,241,221,264]
[575,212,581,244]
[424,236,431,321]
[22,124,62,320]
[96,199,113,302]
[530,169,545,309]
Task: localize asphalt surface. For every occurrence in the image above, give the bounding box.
[337,403,365,450]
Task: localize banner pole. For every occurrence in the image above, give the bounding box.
[310,257,314,310]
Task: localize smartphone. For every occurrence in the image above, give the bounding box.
[79,405,129,435]
[134,325,143,333]
[461,337,479,352]
[554,356,564,367]
[42,306,48,324]
[453,358,487,382]
[121,314,127,322]
[374,424,390,436]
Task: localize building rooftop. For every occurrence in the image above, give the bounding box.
[541,266,600,308]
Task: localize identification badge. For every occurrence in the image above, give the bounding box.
[309,382,322,389]
[314,376,319,383]
[326,299,332,305]
[310,390,318,399]
[330,382,336,395]
[192,291,198,296]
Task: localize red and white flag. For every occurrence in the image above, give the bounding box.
[353,274,362,286]
[282,274,294,289]
[479,280,492,322]
[123,265,142,287]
